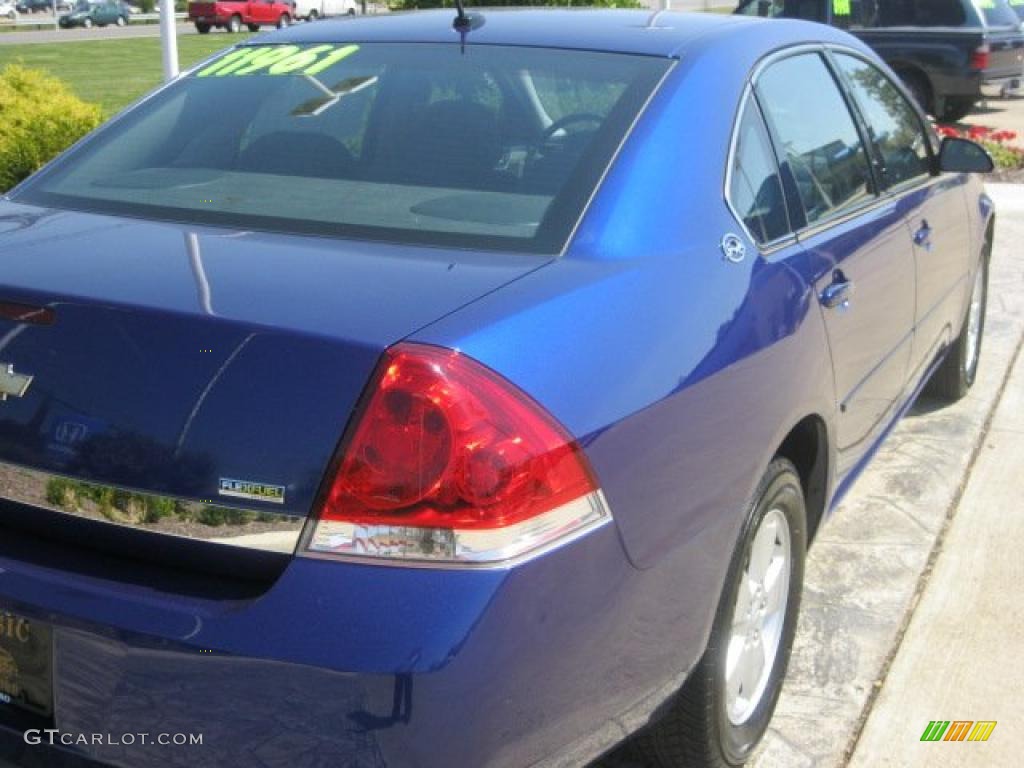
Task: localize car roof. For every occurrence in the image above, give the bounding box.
[260,8,854,59]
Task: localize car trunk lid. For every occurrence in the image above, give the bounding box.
[0,201,548,522]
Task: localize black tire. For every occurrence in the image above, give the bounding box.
[939,96,977,123]
[115,13,125,24]
[639,459,807,768]
[926,245,990,402]
[226,12,240,32]
[306,8,317,19]
[898,70,932,117]
[195,21,210,32]
[247,22,258,30]
[276,11,289,27]
[81,15,91,26]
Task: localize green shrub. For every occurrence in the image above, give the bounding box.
[0,64,102,193]
[197,505,257,527]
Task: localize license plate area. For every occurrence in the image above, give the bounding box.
[0,613,53,722]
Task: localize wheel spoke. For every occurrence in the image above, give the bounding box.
[748,517,777,583]
[731,578,753,630]
[763,562,786,615]
[735,639,765,706]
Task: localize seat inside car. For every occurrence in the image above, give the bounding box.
[235,131,356,179]
[383,99,504,189]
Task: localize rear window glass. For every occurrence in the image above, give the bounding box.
[14,43,670,254]
[857,0,968,27]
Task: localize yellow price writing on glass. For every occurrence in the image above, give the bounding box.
[196,44,360,78]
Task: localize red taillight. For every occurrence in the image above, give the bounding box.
[304,343,608,564]
[971,45,991,70]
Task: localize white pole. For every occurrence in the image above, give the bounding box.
[52,0,57,31]
[160,0,179,81]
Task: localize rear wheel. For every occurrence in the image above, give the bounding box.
[195,21,210,32]
[115,13,125,24]
[226,12,240,31]
[639,459,806,767]
[82,15,91,26]
[276,12,289,27]
[939,96,976,123]
[926,251,989,401]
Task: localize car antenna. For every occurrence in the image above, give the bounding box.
[453,0,484,52]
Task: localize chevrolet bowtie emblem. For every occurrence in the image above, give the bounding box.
[0,364,32,401]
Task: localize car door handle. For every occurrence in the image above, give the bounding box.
[820,271,854,309]
[913,220,933,251]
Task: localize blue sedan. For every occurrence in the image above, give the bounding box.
[0,8,994,768]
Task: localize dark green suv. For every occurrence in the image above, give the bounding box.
[736,0,1024,121]
[58,0,129,27]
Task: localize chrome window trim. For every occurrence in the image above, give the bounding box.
[722,81,799,256]
[0,459,305,554]
[725,41,947,250]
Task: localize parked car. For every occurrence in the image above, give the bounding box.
[0,10,995,768]
[292,0,354,21]
[188,0,292,32]
[14,0,51,13]
[58,0,128,26]
[736,0,1024,121]
[0,0,16,18]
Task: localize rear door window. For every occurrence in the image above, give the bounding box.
[857,0,968,27]
[728,99,791,245]
[756,53,875,226]
[834,53,932,189]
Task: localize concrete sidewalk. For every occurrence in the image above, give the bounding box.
[848,291,1024,764]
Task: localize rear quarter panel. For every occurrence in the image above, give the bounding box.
[413,26,842,660]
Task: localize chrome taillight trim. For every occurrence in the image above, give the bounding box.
[0,459,304,554]
[299,490,612,569]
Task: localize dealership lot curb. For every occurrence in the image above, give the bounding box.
[847,260,1024,767]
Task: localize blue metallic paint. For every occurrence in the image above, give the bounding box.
[0,9,993,768]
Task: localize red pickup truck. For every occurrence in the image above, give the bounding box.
[188,0,293,33]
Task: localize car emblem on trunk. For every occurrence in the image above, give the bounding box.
[0,364,32,401]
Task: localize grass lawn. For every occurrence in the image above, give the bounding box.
[0,34,253,114]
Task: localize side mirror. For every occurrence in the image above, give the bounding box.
[938,137,995,174]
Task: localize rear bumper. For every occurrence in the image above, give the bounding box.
[0,519,702,768]
[188,14,228,23]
